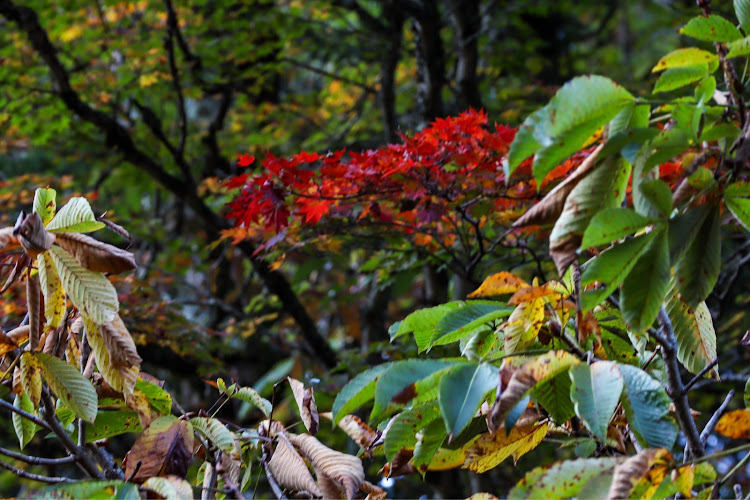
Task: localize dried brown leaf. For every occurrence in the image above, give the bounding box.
[608,449,672,499]
[0,226,20,253]
[14,212,54,257]
[512,143,603,228]
[0,326,24,356]
[550,234,580,277]
[125,416,194,483]
[26,275,41,351]
[387,448,417,477]
[286,377,319,435]
[289,433,365,500]
[54,232,136,275]
[99,217,132,243]
[488,370,534,434]
[360,480,387,500]
[318,471,344,500]
[337,414,379,453]
[267,433,322,497]
[1,255,30,294]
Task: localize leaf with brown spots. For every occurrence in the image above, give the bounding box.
[508,285,563,305]
[125,416,194,483]
[468,271,529,298]
[26,273,41,351]
[464,423,548,473]
[0,226,21,253]
[508,457,619,499]
[54,232,136,275]
[19,352,42,407]
[285,376,319,435]
[0,327,21,356]
[334,414,379,453]
[607,448,673,499]
[83,315,140,396]
[716,409,750,439]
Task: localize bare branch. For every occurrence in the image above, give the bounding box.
[0,447,76,466]
[0,458,70,484]
[701,390,735,446]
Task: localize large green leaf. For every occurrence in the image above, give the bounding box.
[569,361,623,441]
[332,363,390,424]
[580,208,653,249]
[81,410,142,442]
[620,227,670,332]
[665,281,718,378]
[668,204,711,263]
[48,245,118,324]
[580,232,655,311]
[392,302,463,351]
[136,378,172,416]
[618,364,678,450]
[532,370,575,424]
[12,393,39,449]
[674,205,721,308]
[438,363,498,439]
[725,181,750,232]
[384,402,441,463]
[29,480,140,500]
[371,359,456,422]
[461,327,498,360]
[737,0,750,33]
[679,14,742,42]
[412,417,448,475]
[32,187,56,225]
[46,197,105,233]
[430,301,512,349]
[508,457,619,499]
[639,179,674,218]
[653,65,709,94]
[35,352,98,423]
[652,48,718,72]
[37,252,66,328]
[507,75,634,184]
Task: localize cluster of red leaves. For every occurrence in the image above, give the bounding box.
[223,109,587,252]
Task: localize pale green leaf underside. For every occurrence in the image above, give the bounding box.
[47,197,104,233]
[36,352,98,423]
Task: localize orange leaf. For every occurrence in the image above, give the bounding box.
[716,409,750,439]
[468,272,529,298]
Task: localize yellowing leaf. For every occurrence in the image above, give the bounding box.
[125,416,194,483]
[468,272,529,298]
[608,449,673,499]
[139,74,159,87]
[84,315,140,396]
[502,298,545,354]
[19,352,42,408]
[716,409,750,439]
[464,423,548,473]
[37,253,66,329]
[60,25,83,42]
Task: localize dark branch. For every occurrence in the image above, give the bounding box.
[0,447,76,466]
[0,458,70,484]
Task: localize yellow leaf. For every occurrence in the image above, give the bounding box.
[427,446,470,471]
[463,423,548,473]
[19,352,42,408]
[84,315,140,395]
[716,409,750,439]
[60,25,83,42]
[139,74,159,87]
[502,298,545,354]
[469,272,529,298]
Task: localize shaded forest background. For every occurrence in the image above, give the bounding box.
[3,0,750,497]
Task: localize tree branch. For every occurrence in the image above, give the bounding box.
[0,447,76,466]
[0,458,70,484]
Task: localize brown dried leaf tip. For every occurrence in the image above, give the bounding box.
[14,212,54,257]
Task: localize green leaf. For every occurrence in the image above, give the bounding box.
[412,418,448,475]
[640,179,674,217]
[695,76,717,106]
[618,364,678,450]
[30,480,140,500]
[665,280,718,379]
[81,410,142,442]
[392,302,463,351]
[37,252,66,328]
[46,197,105,233]
[727,35,750,58]
[33,188,56,225]
[135,378,172,416]
[737,0,750,33]
[507,106,548,176]
[532,370,575,424]
[430,301,512,349]
[674,205,721,308]
[190,417,236,456]
[652,48,718,72]
[508,457,618,499]
[438,363,498,440]
[461,327,498,360]
[48,245,118,324]
[371,359,455,423]
[13,393,39,449]
[620,227,670,332]
[679,15,742,42]
[580,232,655,311]
[668,204,711,263]
[569,361,623,441]
[701,123,741,143]
[580,208,652,249]
[332,363,390,424]
[384,402,441,463]
[653,65,709,94]
[231,387,272,417]
[725,181,750,231]
[35,352,98,422]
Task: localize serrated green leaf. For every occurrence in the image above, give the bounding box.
[47,197,105,233]
[191,417,236,456]
[570,361,623,441]
[371,359,455,423]
[695,76,717,106]
[37,252,66,328]
[48,245,118,324]
[653,65,709,94]
[701,122,741,143]
[33,188,56,226]
[232,387,272,417]
[508,457,619,499]
[35,352,98,422]
[581,208,652,249]
[30,480,140,500]
[669,204,711,263]
[674,205,721,308]
[619,364,678,449]
[79,410,142,442]
[461,327,498,360]
[640,179,674,217]
[430,301,511,349]
[680,15,742,42]
[135,378,172,416]
[665,280,718,378]
[13,393,39,449]
[384,402,441,463]
[392,302,463,351]
[652,48,718,72]
[532,370,575,424]
[580,232,655,311]
[620,227,670,332]
[737,0,750,32]
[438,363,498,440]
[332,363,390,424]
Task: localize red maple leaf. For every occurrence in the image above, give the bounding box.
[237,154,255,167]
[298,198,331,224]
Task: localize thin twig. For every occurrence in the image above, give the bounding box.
[164,0,189,159]
[683,358,720,395]
[125,460,141,482]
[0,447,76,465]
[261,448,287,500]
[0,458,70,484]
[700,390,735,446]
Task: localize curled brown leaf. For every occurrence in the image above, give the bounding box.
[0,227,20,253]
[289,433,365,500]
[267,433,322,497]
[54,232,136,274]
[607,449,671,499]
[286,376,319,435]
[26,275,41,351]
[13,212,54,257]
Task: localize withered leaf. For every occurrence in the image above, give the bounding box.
[125,416,194,483]
[0,226,21,253]
[0,326,24,356]
[83,315,140,396]
[54,232,136,275]
[267,433,322,497]
[336,414,379,453]
[286,376,319,435]
[289,433,365,500]
[26,275,41,351]
[360,480,387,500]
[14,212,55,257]
[608,448,672,499]
[126,388,156,429]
